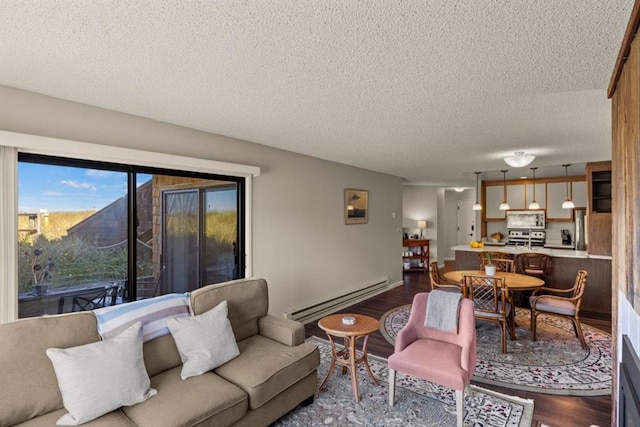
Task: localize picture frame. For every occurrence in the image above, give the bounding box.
[344,189,368,224]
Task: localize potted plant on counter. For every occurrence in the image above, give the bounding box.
[484,253,496,276]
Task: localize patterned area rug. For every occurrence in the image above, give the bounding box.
[380,305,612,396]
[275,336,534,427]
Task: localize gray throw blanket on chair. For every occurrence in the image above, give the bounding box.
[425,289,462,333]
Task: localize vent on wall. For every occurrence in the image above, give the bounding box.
[284,277,390,324]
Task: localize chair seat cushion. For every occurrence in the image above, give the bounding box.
[214,335,320,409]
[531,296,576,316]
[388,339,468,391]
[474,302,511,319]
[121,366,247,427]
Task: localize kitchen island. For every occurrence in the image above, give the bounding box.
[451,245,612,317]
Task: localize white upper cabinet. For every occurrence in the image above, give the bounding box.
[507,184,525,209]
[525,183,546,208]
[572,181,587,208]
[485,185,506,219]
[546,182,572,219]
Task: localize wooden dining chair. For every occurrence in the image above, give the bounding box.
[463,274,515,353]
[515,252,552,280]
[429,261,460,292]
[530,270,589,349]
[480,257,515,273]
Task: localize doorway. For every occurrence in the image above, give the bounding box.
[457,199,476,245]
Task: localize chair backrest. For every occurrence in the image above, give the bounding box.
[463,274,507,316]
[571,270,588,302]
[428,261,441,286]
[516,252,552,275]
[480,257,514,272]
[429,261,459,290]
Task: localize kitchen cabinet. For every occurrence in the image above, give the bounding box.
[586,161,612,255]
[485,184,526,219]
[546,182,572,219]
[546,180,588,220]
[485,186,506,219]
[572,181,587,208]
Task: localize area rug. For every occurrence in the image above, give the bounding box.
[380,305,612,396]
[274,336,534,427]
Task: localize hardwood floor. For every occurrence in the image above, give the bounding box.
[304,265,612,427]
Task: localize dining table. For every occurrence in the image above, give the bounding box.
[443,270,545,291]
[443,269,545,336]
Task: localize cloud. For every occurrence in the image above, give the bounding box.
[85,169,116,178]
[60,180,97,191]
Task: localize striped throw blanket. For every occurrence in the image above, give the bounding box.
[94,293,191,342]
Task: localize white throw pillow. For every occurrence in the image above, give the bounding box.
[167,300,240,380]
[46,322,157,425]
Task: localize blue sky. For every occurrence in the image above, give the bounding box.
[18,163,151,213]
[18,162,237,213]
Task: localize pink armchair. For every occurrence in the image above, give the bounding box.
[388,292,476,427]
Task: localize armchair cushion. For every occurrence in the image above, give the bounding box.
[388,339,469,391]
[530,296,576,316]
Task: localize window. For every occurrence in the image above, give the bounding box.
[17,154,244,318]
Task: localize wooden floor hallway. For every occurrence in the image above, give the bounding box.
[304,264,612,427]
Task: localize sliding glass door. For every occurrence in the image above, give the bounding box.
[162,183,239,293]
[17,154,244,318]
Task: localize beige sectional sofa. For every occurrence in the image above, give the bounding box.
[0,278,320,426]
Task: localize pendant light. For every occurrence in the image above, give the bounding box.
[499,169,510,210]
[528,167,540,209]
[562,164,575,209]
[472,172,482,211]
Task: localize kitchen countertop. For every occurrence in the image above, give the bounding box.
[451,245,612,260]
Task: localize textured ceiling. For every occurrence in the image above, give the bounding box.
[0,1,633,186]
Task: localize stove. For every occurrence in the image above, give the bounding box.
[507,229,546,247]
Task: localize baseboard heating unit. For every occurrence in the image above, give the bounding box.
[284,277,397,324]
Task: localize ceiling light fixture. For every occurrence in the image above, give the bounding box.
[472,172,482,211]
[562,164,575,209]
[499,169,510,210]
[528,167,540,209]
[504,151,535,168]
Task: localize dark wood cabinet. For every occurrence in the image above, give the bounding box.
[586,161,612,255]
[402,239,429,272]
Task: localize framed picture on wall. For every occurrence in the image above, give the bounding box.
[345,189,368,224]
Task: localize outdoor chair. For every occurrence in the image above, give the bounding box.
[463,274,515,353]
[530,270,589,349]
[388,292,476,427]
[70,284,119,312]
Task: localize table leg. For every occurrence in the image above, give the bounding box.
[348,335,360,402]
[319,333,338,391]
[361,335,379,385]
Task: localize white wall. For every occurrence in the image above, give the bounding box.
[402,185,438,262]
[0,85,404,318]
[441,189,462,261]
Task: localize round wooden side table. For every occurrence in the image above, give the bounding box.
[317,313,380,403]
